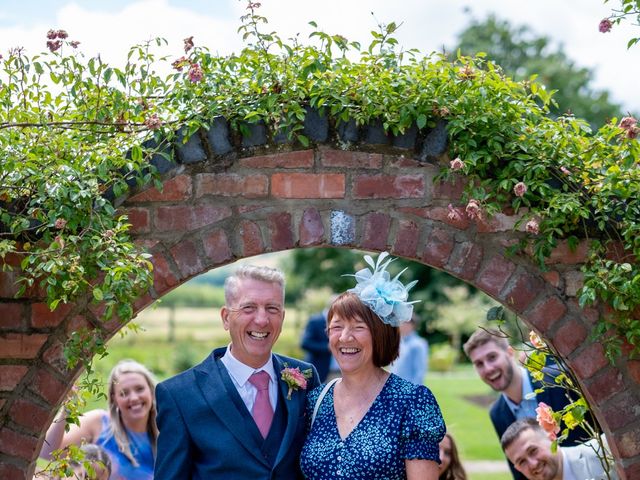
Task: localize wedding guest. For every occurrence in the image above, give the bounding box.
[41,359,157,480]
[463,328,592,479]
[439,432,468,480]
[300,252,446,479]
[501,418,618,480]
[154,264,320,479]
[68,443,112,480]
[390,313,429,385]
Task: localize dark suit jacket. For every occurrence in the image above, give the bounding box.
[154,347,320,479]
[491,369,593,480]
[300,312,331,382]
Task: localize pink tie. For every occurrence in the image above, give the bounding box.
[248,371,274,438]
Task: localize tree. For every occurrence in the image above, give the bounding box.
[451,14,622,127]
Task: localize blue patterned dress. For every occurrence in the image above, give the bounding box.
[300,373,446,479]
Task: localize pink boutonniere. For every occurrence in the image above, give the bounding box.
[281,366,312,400]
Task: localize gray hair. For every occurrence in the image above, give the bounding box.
[224,264,285,305]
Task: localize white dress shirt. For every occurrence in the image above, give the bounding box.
[221,345,278,412]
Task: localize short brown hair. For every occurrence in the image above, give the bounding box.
[463,327,510,358]
[500,418,541,451]
[328,292,400,367]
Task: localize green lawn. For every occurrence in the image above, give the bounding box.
[86,307,511,479]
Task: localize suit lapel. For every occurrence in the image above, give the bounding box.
[194,350,270,468]
[273,355,302,467]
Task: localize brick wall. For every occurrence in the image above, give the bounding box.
[1,143,639,478]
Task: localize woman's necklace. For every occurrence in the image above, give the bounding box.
[336,373,387,425]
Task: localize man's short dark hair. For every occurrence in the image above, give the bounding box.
[500,417,541,451]
[463,327,510,358]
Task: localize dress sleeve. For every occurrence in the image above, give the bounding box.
[400,384,446,461]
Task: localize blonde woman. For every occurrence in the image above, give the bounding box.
[41,359,158,480]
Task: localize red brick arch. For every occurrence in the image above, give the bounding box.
[1,146,640,478]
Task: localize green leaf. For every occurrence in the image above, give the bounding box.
[416,114,427,129]
[486,305,504,321]
[93,287,104,301]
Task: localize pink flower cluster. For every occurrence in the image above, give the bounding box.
[465,199,482,220]
[619,116,639,140]
[599,18,613,33]
[281,367,309,400]
[513,181,527,197]
[525,219,540,235]
[188,63,204,83]
[144,114,162,130]
[54,218,67,229]
[46,29,69,53]
[536,402,560,441]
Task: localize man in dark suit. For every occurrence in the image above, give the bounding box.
[463,328,591,480]
[155,265,320,479]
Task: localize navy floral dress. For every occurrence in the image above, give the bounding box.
[300,373,446,479]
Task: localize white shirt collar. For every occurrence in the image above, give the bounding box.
[221,344,277,387]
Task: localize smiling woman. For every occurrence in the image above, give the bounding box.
[300,252,446,480]
[39,359,158,480]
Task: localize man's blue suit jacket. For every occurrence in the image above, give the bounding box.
[154,347,320,479]
[491,369,593,480]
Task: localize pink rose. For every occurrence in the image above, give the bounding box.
[560,166,571,176]
[525,219,540,235]
[536,402,560,441]
[465,199,482,220]
[513,182,527,197]
[626,126,639,140]
[449,157,464,171]
[599,19,613,33]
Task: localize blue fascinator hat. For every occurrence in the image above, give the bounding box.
[345,252,419,327]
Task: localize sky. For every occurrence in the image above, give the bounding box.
[0,0,638,113]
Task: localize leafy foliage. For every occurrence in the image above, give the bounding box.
[2,1,639,374]
[450,15,624,127]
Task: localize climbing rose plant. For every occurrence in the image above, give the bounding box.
[1,1,640,374]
